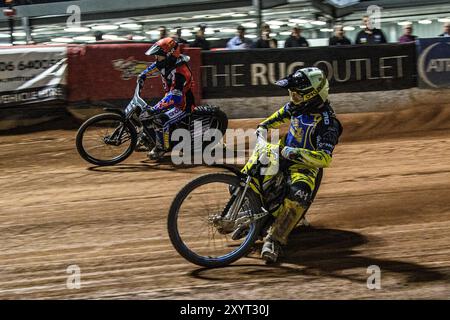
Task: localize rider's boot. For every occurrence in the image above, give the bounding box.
[296,216,310,228]
[261,198,306,263]
[135,132,150,152]
[261,236,282,263]
[148,130,166,160]
[148,146,165,160]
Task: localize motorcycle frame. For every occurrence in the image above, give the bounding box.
[105,82,197,150]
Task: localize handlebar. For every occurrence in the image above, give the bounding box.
[246,132,281,177]
[255,134,267,148]
[136,79,144,95]
[131,80,148,110]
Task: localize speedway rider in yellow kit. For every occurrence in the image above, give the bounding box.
[251,67,343,263]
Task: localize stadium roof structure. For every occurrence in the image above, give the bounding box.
[1,0,449,45]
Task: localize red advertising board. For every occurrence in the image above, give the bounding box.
[67,43,202,105]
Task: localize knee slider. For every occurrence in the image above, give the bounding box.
[287,183,312,208]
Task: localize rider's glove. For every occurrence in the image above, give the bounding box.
[255,126,267,140]
[137,72,147,84]
[281,146,300,160]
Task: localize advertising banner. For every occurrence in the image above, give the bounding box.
[417,37,450,89]
[0,46,67,107]
[201,43,417,98]
[67,43,202,105]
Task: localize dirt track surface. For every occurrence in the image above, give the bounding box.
[1,106,450,299]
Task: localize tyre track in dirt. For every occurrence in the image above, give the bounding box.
[1,105,450,299]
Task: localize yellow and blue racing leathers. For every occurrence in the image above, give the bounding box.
[258,100,343,244]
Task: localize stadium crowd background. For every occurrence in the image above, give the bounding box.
[149,17,450,50]
[1,0,449,49]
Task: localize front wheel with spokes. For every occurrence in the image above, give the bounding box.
[168,173,263,268]
[76,113,137,166]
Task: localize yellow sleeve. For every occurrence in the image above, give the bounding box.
[259,104,291,129]
[290,149,332,168]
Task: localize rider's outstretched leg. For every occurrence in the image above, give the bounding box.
[148,107,186,160]
[261,166,318,263]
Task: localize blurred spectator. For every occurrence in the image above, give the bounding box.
[159,26,167,39]
[190,24,210,50]
[174,26,188,44]
[254,24,277,48]
[439,22,450,37]
[227,25,253,50]
[329,25,351,46]
[94,31,103,41]
[398,24,417,43]
[355,15,387,44]
[284,26,308,48]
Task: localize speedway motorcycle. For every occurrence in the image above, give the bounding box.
[76,81,228,166]
[167,135,323,268]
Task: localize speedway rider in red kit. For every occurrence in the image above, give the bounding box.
[138,37,195,160]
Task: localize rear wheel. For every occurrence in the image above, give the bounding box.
[191,105,228,156]
[76,113,137,166]
[168,173,263,268]
[208,107,228,137]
